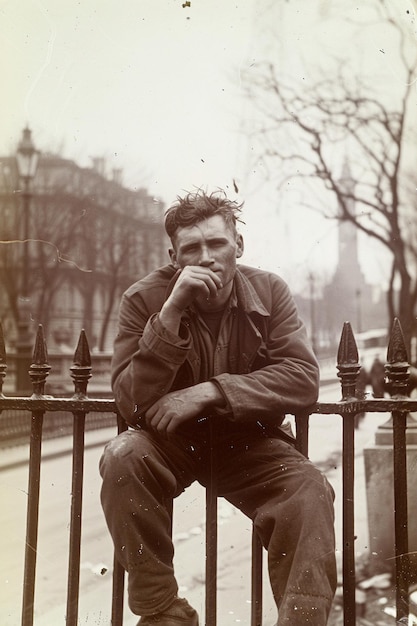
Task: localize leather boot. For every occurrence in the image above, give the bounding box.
[137,597,199,625]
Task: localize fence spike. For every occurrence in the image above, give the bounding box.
[336,322,361,400]
[337,322,359,365]
[387,318,409,365]
[385,318,409,398]
[71,330,92,399]
[32,324,48,365]
[0,321,7,397]
[29,325,51,398]
[73,329,91,367]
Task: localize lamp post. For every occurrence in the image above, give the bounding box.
[15,126,40,394]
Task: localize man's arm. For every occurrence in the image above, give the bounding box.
[112,268,318,430]
[212,275,319,422]
[144,382,226,435]
[111,266,224,427]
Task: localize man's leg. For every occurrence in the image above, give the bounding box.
[99,429,197,617]
[217,436,336,626]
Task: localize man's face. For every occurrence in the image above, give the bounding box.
[169,215,244,290]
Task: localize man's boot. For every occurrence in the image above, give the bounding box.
[137,597,199,625]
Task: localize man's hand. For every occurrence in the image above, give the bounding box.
[159,266,223,334]
[168,266,223,311]
[144,382,226,435]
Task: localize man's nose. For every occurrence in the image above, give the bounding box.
[199,246,214,266]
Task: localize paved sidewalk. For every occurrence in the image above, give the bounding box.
[0,426,117,471]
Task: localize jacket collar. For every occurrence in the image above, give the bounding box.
[233,267,270,317]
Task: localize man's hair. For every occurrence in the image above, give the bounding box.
[164,189,244,241]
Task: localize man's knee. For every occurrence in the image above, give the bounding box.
[99,429,151,479]
[308,469,335,509]
[297,467,335,527]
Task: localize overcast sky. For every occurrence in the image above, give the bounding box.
[1,1,254,196]
[1,0,415,291]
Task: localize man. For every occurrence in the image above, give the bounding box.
[100,189,336,625]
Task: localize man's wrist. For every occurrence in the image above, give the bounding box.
[159,300,184,334]
[197,381,227,411]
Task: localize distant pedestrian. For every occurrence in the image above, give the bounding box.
[370,356,385,398]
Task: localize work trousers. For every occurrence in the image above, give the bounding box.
[99,426,336,625]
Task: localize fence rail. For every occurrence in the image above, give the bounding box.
[1,319,417,625]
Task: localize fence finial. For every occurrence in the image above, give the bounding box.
[71,330,92,399]
[385,318,409,398]
[29,325,51,398]
[337,321,361,400]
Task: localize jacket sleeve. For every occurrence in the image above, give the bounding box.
[111,291,192,426]
[212,275,319,423]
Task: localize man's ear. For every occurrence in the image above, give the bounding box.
[169,248,179,268]
[236,234,244,259]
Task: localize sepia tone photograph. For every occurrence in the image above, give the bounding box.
[1,1,417,625]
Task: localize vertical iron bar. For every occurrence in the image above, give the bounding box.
[295,411,309,457]
[335,322,360,626]
[384,318,410,620]
[393,410,409,620]
[21,327,49,626]
[65,412,86,626]
[66,329,91,625]
[111,413,128,625]
[342,414,356,626]
[206,420,218,626]
[21,411,44,626]
[205,485,217,626]
[251,529,263,626]
[111,554,125,626]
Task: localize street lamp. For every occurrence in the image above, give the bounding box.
[15,126,40,394]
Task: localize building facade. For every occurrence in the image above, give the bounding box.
[0,150,168,354]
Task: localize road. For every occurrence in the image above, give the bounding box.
[0,382,388,626]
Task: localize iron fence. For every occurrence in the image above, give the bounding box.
[1,319,417,625]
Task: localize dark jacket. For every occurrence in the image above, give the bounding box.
[111,264,319,430]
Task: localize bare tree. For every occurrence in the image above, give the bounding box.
[31,194,94,328]
[241,2,417,354]
[94,209,142,352]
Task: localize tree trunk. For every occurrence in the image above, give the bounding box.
[98,281,117,352]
